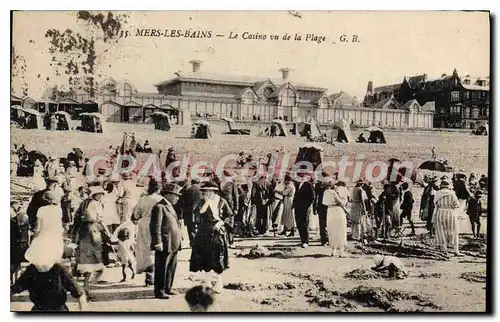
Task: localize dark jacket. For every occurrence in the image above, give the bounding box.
[293,181,315,214]
[400,190,414,212]
[179,184,203,222]
[150,198,182,253]
[195,197,234,227]
[314,181,330,214]
[220,181,239,212]
[251,181,271,207]
[467,198,485,217]
[27,189,50,231]
[454,179,472,200]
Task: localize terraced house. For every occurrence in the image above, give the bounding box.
[363,69,490,129]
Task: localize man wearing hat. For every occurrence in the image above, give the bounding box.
[150,183,183,299]
[26,176,61,231]
[314,174,334,246]
[178,178,203,247]
[466,190,486,239]
[293,171,316,248]
[420,176,438,235]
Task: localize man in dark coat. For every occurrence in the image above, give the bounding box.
[314,175,331,246]
[178,179,203,247]
[293,174,315,248]
[150,183,183,299]
[220,171,239,246]
[399,182,415,235]
[420,177,438,235]
[26,177,59,231]
[251,175,272,235]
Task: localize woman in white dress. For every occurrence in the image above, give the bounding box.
[322,180,350,257]
[102,183,121,233]
[279,175,296,237]
[25,190,65,266]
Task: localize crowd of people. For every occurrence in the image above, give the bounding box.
[9,140,488,311]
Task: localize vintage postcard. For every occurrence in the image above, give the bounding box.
[10,11,490,312]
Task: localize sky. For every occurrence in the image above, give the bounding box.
[12,11,490,100]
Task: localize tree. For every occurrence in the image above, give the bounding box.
[44,11,129,97]
[11,46,29,97]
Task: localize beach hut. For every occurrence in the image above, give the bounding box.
[151,111,171,131]
[358,126,387,144]
[21,108,44,129]
[191,119,212,139]
[79,112,106,133]
[331,119,353,143]
[474,124,488,136]
[259,119,288,137]
[54,111,71,130]
[295,143,324,171]
[122,101,143,122]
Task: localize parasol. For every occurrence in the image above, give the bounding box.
[418,160,447,172]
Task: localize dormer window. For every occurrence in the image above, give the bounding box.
[463,79,470,85]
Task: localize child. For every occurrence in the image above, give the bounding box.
[185,285,216,312]
[467,190,486,238]
[374,193,389,240]
[10,249,87,311]
[112,224,136,282]
[372,254,407,279]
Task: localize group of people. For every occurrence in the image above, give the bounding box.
[10,138,488,311]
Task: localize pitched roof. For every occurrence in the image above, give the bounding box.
[422,101,436,112]
[236,87,258,99]
[374,83,400,94]
[155,71,327,92]
[401,99,421,111]
[373,96,401,109]
[57,97,80,104]
[135,92,169,99]
[462,84,490,91]
[406,74,427,89]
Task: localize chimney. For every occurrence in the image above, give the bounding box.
[189,60,202,73]
[367,80,373,95]
[279,68,292,81]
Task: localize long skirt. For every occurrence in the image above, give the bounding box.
[281,204,295,229]
[271,199,284,228]
[76,223,105,273]
[434,209,459,250]
[350,202,364,223]
[190,222,229,274]
[326,206,347,250]
[135,216,154,274]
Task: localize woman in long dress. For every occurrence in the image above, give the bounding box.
[322,180,350,257]
[72,186,110,299]
[350,180,368,243]
[279,175,296,237]
[432,180,463,257]
[132,177,163,286]
[271,179,285,231]
[25,191,65,270]
[190,181,233,293]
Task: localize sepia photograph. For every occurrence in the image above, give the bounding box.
[9,10,490,312]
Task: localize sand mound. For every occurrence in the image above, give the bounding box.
[342,286,442,312]
[359,240,450,261]
[417,272,442,279]
[224,281,299,291]
[460,272,486,283]
[343,268,383,280]
[237,245,292,259]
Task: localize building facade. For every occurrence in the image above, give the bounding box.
[363,69,490,129]
[13,60,434,129]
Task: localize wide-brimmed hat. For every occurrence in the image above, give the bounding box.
[201,181,219,191]
[89,186,106,197]
[162,183,182,196]
[373,254,384,266]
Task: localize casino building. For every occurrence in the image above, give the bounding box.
[16,60,434,129]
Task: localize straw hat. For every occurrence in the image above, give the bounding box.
[162,183,183,196]
[373,254,384,266]
[89,186,106,197]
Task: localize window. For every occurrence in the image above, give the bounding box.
[465,91,470,99]
[450,91,460,102]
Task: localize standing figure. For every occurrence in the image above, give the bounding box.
[293,173,315,248]
[150,183,183,299]
[178,178,203,247]
[322,180,350,257]
[32,160,46,192]
[350,180,368,243]
[10,202,29,285]
[190,181,233,293]
[433,180,463,257]
[454,173,472,218]
[72,186,110,299]
[466,190,486,238]
[271,179,285,232]
[119,172,141,222]
[399,182,416,235]
[251,175,272,236]
[113,226,136,282]
[374,193,389,239]
[279,175,296,236]
[133,177,163,286]
[315,175,332,246]
[420,177,438,235]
